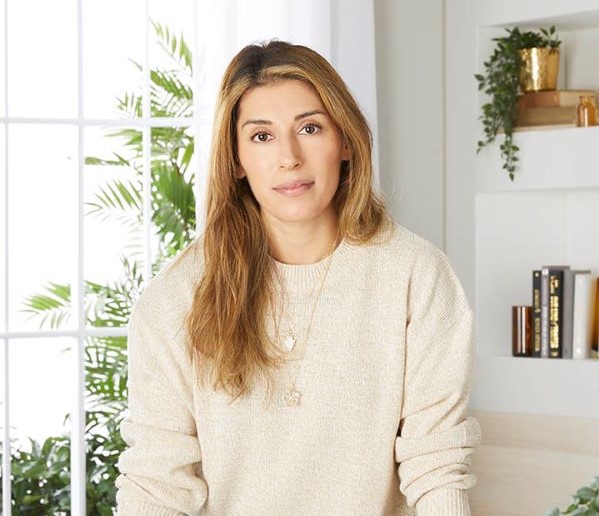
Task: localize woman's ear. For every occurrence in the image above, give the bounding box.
[236,166,247,179]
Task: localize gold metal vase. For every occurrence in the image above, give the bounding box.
[518,48,560,92]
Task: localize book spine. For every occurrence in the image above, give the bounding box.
[532,270,542,357]
[540,269,550,358]
[518,90,597,108]
[548,269,565,358]
[593,278,599,356]
[573,273,596,359]
[517,106,577,127]
[561,270,575,359]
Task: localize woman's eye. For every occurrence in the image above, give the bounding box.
[300,124,321,135]
[252,132,271,142]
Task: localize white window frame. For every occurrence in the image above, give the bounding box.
[1,1,204,513]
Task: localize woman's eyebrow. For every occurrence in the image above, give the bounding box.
[294,109,326,121]
[241,118,271,128]
[240,109,327,129]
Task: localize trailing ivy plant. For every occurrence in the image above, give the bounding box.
[0,22,196,515]
[546,476,599,516]
[475,25,560,180]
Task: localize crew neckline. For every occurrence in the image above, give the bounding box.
[272,238,352,288]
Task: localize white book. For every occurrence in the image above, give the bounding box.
[572,273,597,359]
[563,270,591,359]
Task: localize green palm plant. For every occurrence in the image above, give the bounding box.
[1,22,197,515]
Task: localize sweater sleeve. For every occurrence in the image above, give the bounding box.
[115,300,208,516]
[394,247,481,515]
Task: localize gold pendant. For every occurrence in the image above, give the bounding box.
[282,385,301,407]
[282,328,296,351]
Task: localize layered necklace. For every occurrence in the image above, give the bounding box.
[274,237,338,407]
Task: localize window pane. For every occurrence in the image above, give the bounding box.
[9,337,72,514]
[7,0,77,118]
[149,0,194,118]
[85,333,126,511]
[151,125,196,270]
[8,124,78,332]
[83,0,144,119]
[0,0,6,118]
[1,339,5,496]
[84,126,142,328]
[0,124,5,333]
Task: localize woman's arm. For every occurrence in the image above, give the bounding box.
[394,247,481,516]
[116,301,208,516]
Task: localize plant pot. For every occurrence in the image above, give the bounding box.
[518,47,560,92]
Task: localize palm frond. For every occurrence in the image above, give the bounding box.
[152,21,193,72]
[149,69,193,119]
[86,178,143,223]
[116,91,144,118]
[151,161,196,250]
[85,257,144,327]
[22,283,71,329]
[85,336,128,406]
[85,152,131,167]
[151,126,192,153]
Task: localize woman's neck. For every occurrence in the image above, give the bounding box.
[265,216,340,265]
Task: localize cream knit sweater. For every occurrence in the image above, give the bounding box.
[116,224,481,516]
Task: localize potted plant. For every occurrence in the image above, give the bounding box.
[475,26,561,180]
[545,476,599,515]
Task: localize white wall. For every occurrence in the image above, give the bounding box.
[374,0,446,251]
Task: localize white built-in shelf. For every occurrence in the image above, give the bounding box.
[476,125,599,193]
[471,354,599,419]
[476,2,599,31]
[472,2,599,418]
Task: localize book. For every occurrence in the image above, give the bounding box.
[540,265,570,359]
[532,270,542,357]
[548,269,565,358]
[593,278,599,356]
[572,272,597,359]
[516,106,577,127]
[562,270,592,359]
[518,90,597,109]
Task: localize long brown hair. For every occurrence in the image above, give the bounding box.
[187,40,389,397]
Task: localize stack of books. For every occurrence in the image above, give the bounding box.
[516,89,597,129]
[531,266,598,359]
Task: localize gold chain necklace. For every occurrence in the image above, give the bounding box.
[275,238,338,407]
[275,236,339,353]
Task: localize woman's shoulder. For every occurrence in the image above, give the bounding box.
[371,222,468,304]
[131,237,204,321]
[367,222,452,273]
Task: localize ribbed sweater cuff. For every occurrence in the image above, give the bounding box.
[415,488,471,516]
[117,499,181,516]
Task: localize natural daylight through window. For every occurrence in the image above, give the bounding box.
[1,0,200,513]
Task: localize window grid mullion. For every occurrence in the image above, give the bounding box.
[0,116,196,127]
[143,0,152,285]
[70,0,86,513]
[192,0,203,234]
[0,328,128,340]
[2,0,12,510]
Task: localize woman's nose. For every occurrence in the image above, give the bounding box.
[278,135,303,171]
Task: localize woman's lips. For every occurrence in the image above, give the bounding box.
[273,180,314,196]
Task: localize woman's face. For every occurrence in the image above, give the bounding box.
[236,79,349,230]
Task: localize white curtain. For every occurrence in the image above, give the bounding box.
[193,0,379,227]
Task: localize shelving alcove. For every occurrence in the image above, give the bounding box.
[472,6,599,420]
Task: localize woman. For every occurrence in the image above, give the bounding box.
[116,40,481,515]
